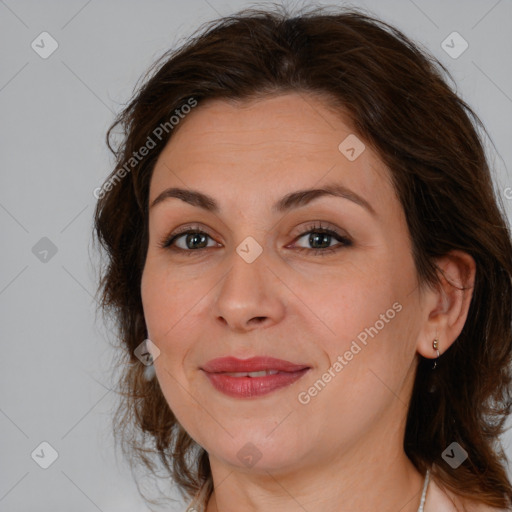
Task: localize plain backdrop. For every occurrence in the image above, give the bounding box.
[1,0,511,510]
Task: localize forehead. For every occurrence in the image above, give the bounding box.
[149,93,397,216]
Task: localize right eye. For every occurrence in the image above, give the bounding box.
[158,227,219,253]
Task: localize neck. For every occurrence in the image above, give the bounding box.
[205,419,426,512]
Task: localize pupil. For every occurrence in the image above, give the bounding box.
[310,233,330,249]
[187,233,207,249]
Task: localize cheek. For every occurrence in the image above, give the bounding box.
[141,267,166,338]
[312,270,394,339]
[140,262,210,360]
[140,267,198,411]
[308,262,414,382]
[141,262,187,332]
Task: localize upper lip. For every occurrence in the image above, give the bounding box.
[201,356,310,373]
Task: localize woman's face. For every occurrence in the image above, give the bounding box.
[141,92,428,474]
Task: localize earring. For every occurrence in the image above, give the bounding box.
[143,363,156,380]
[432,338,440,370]
[134,338,158,380]
[428,337,441,392]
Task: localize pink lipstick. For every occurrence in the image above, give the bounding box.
[201,356,310,398]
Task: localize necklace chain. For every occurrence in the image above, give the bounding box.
[417,468,431,512]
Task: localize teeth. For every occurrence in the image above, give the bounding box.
[223,370,280,377]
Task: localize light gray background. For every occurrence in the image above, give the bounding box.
[1,0,511,510]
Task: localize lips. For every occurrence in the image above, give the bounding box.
[201,356,311,398]
[201,356,310,374]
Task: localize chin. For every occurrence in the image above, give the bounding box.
[206,432,307,473]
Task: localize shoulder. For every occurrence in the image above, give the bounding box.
[427,477,511,512]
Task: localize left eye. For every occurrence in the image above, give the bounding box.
[293,228,351,252]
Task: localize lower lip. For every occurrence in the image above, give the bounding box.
[202,369,310,398]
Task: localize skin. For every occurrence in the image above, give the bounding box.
[140,92,476,512]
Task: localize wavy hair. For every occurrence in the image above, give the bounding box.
[92,3,512,509]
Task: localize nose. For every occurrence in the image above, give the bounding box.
[211,244,286,333]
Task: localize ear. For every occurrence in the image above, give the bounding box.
[416,250,476,359]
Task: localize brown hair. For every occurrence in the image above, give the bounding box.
[92,3,512,509]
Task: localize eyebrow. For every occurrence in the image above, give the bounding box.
[150,182,376,216]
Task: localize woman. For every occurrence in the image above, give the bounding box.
[93,4,512,511]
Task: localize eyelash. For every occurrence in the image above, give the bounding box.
[158,222,352,257]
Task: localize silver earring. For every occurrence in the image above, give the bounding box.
[135,338,157,380]
[143,363,156,380]
[432,338,440,370]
